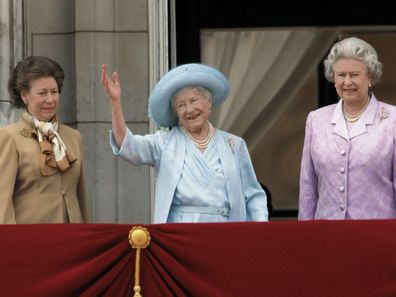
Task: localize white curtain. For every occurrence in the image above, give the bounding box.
[201,29,340,151]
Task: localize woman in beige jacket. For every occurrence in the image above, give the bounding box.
[0,56,88,223]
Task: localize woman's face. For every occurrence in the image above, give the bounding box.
[333,58,371,105]
[173,87,212,133]
[21,76,60,122]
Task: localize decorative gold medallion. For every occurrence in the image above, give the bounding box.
[128,226,151,297]
[129,226,151,248]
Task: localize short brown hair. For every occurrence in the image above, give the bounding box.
[8,56,65,108]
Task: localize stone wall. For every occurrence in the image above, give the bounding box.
[0,0,166,224]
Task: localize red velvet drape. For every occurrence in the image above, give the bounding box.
[1,220,396,297]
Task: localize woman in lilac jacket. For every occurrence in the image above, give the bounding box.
[299,37,396,220]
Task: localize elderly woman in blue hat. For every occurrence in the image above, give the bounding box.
[101,63,268,223]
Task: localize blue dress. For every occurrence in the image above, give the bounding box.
[168,133,230,222]
[110,126,268,223]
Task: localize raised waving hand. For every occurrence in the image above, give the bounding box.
[101,64,126,148]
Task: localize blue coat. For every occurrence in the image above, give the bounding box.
[110,126,268,223]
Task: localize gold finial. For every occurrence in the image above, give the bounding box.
[129,226,151,248]
[129,226,151,297]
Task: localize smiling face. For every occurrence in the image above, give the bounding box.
[173,87,212,134]
[21,76,60,122]
[333,58,371,106]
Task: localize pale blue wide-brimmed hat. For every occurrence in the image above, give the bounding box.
[148,63,229,127]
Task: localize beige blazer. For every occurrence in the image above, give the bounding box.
[0,119,88,224]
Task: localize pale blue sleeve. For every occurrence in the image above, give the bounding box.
[238,139,269,221]
[109,127,166,167]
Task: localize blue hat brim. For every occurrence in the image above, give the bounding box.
[148,63,229,127]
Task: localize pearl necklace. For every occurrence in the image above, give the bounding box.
[343,98,370,122]
[182,122,214,150]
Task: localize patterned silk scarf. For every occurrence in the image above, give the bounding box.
[22,111,76,176]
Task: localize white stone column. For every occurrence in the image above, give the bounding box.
[0,0,23,126]
[1,0,169,224]
[0,1,10,103]
[148,0,169,222]
[74,0,168,224]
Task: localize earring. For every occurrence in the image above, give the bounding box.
[369,83,372,87]
[22,95,29,106]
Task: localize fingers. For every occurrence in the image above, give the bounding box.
[101,64,108,88]
[101,64,121,101]
[111,71,119,85]
[101,64,119,83]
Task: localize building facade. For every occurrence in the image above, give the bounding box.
[0,0,168,223]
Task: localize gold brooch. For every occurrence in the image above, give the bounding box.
[20,128,33,138]
[228,137,236,152]
[380,107,388,121]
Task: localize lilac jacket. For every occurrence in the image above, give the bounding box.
[299,95,396,220]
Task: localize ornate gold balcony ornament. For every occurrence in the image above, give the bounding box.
[128,226,151,297]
